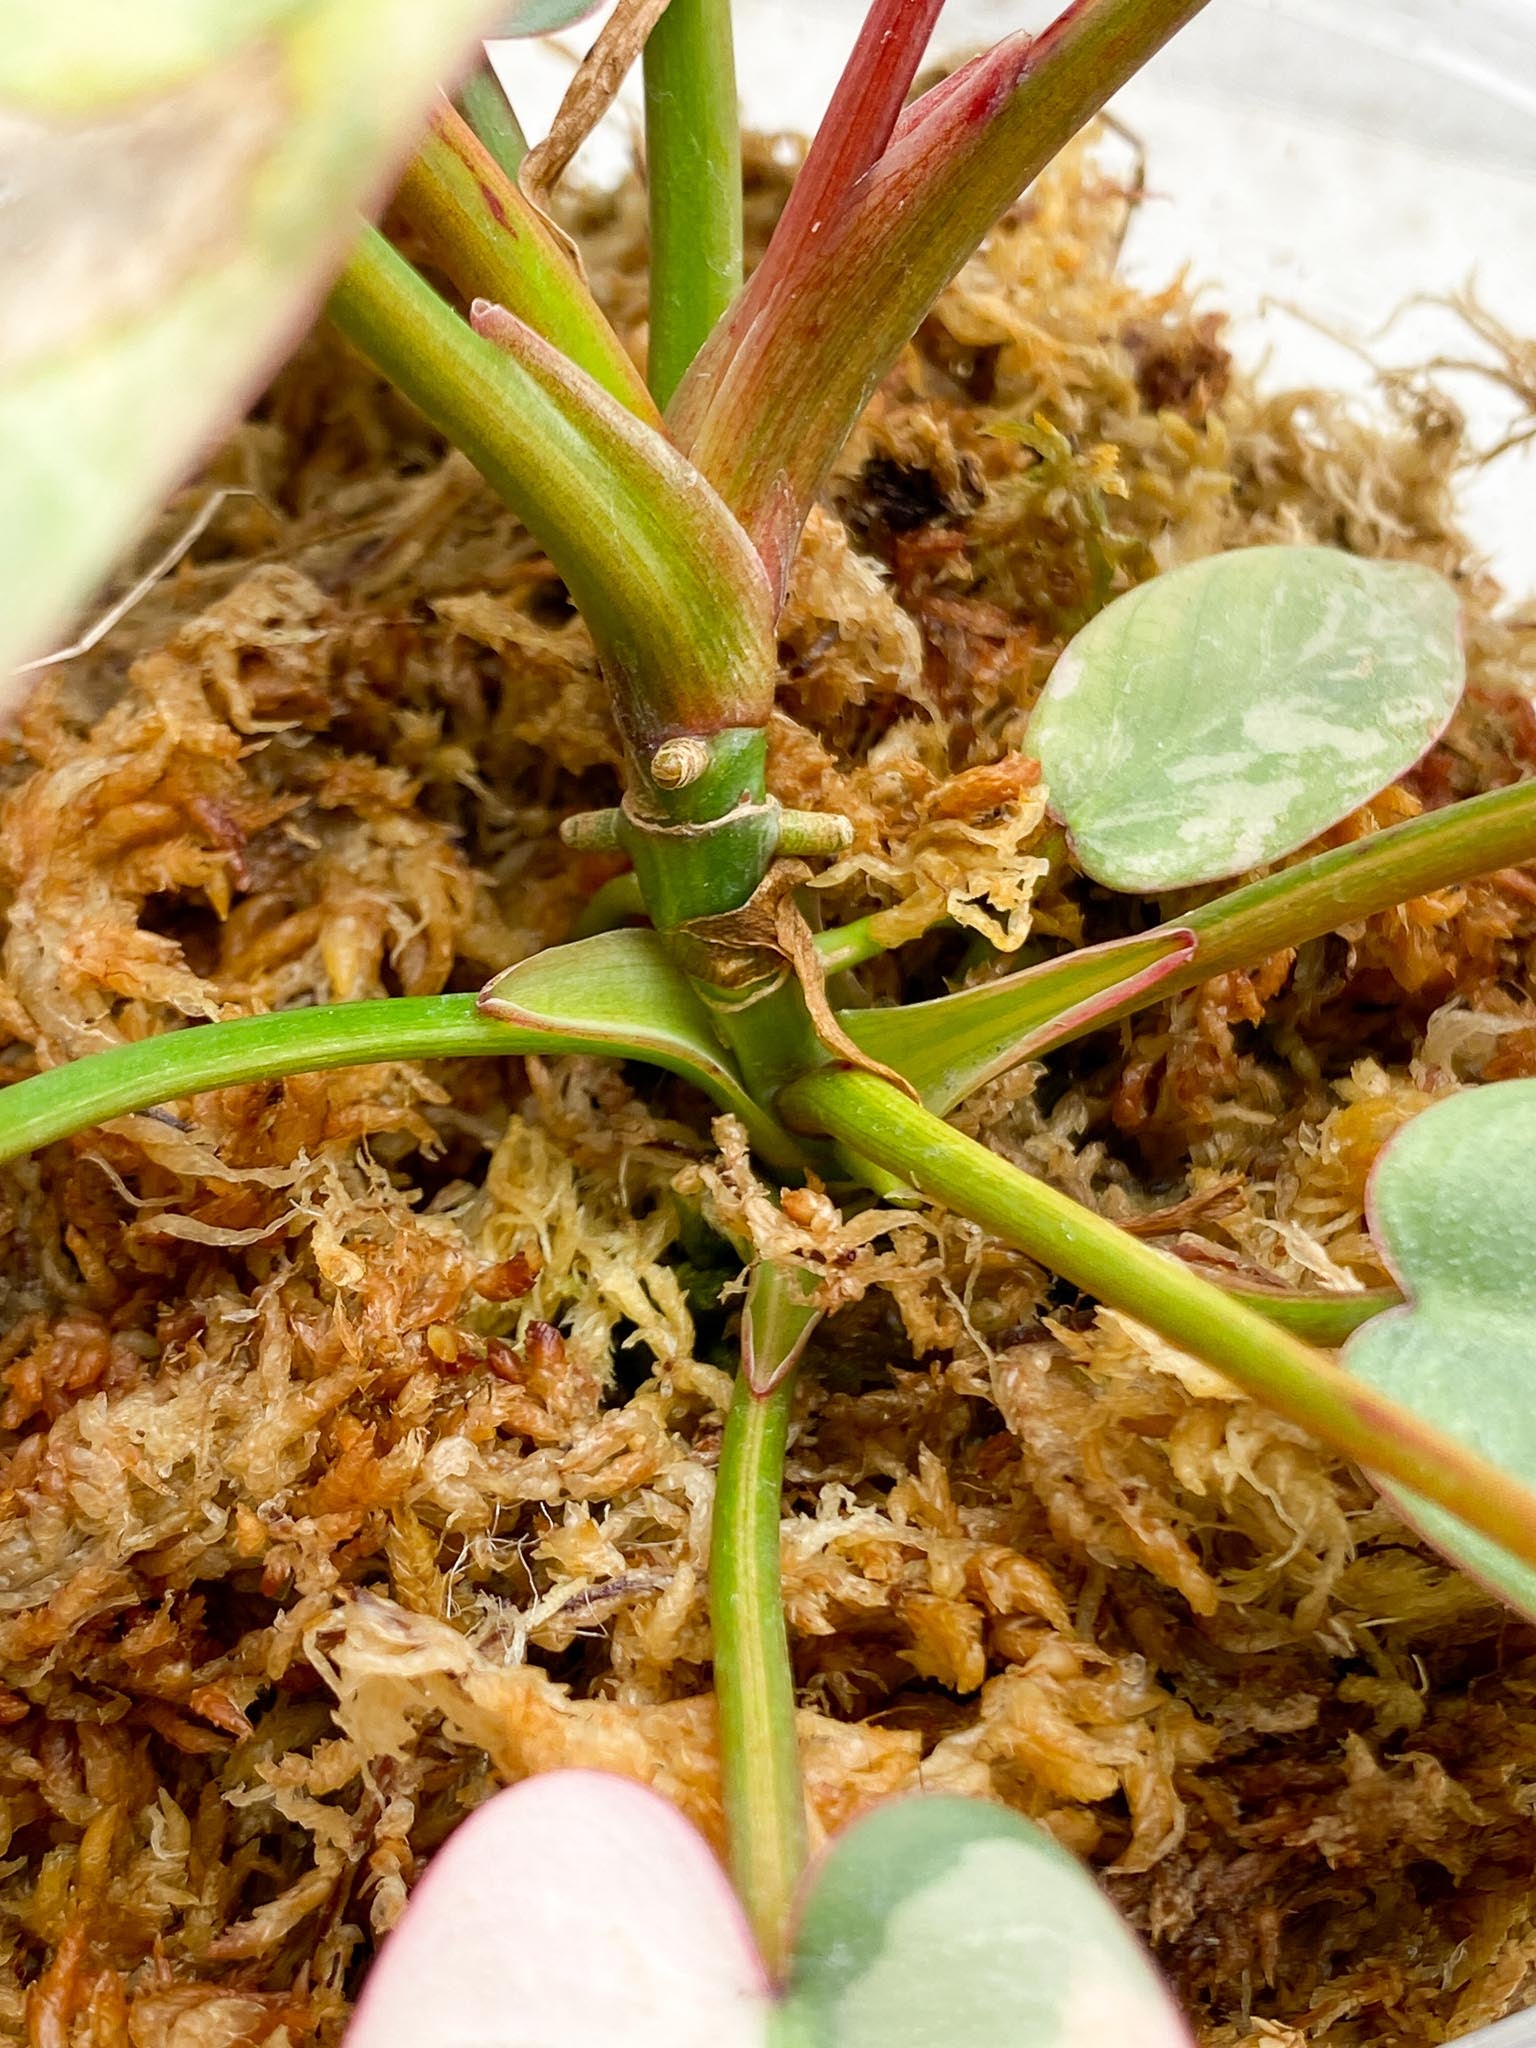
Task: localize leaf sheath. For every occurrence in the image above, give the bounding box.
[392,102,656,418]
[671,0,1213,591]
[328,230,774,754]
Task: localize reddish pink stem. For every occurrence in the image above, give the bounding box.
[775,0,947,244]
[666,0,944,483]
[880,30,1040,186]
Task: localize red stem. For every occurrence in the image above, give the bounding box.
[670,0,1212,599]
[885,31,1037,161]
[774,0,947,245]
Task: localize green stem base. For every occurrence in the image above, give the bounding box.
[711,1367,806,1979]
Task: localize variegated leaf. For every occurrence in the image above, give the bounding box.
[346,1771,769,2048]
[1028,547,1464,892]
[1347,1080,1536,1619]
[0,0,590,687]
[777,1796,1190,2047]
[341,1770,1192,2047]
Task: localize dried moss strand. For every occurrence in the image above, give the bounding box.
[711,1365,805,1979]
[643,0,743,407]
[784,1068,1536,1582]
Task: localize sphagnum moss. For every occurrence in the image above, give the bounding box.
[2,135,1536,2044]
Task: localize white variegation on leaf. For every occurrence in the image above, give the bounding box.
[1028,546,1464,892]
[343,1771,1189,2048]
[775,1796,1190,2048]
[0,0,594,692]
[1347,1080,1536,1620]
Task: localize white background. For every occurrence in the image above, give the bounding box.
[500,0,1536,589]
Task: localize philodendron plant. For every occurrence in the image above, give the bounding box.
[7,0,1536,2039]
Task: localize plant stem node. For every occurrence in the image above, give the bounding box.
[649,736,711,788]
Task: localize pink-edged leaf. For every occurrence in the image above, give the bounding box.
[346,1771,771,2048]
[669,0,1212,597]
[839,927,1198,1115]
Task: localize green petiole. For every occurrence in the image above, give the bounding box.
[642,0,743,406]
[711,1317,810,1973]
[0,998,514,1164]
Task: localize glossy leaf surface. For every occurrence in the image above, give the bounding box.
[0,0,509,684]
[1347,1080,1536,1618]
[478,929,801,1170]
[1028,547,1464,891]
[777,1796,1190,2047]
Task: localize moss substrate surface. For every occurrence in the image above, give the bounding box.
[3,138,1536,2045]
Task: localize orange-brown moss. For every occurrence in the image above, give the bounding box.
[1,131,1535,2046]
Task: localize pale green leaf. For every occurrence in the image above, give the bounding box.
[1347,1080,1536,1618]
[1027,547,1464,892]
[0,0,504,684]
[491,1,602,32]
[776,1796,1189,2048]
[839,928,1195,1115]
[478,929,803,1173]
